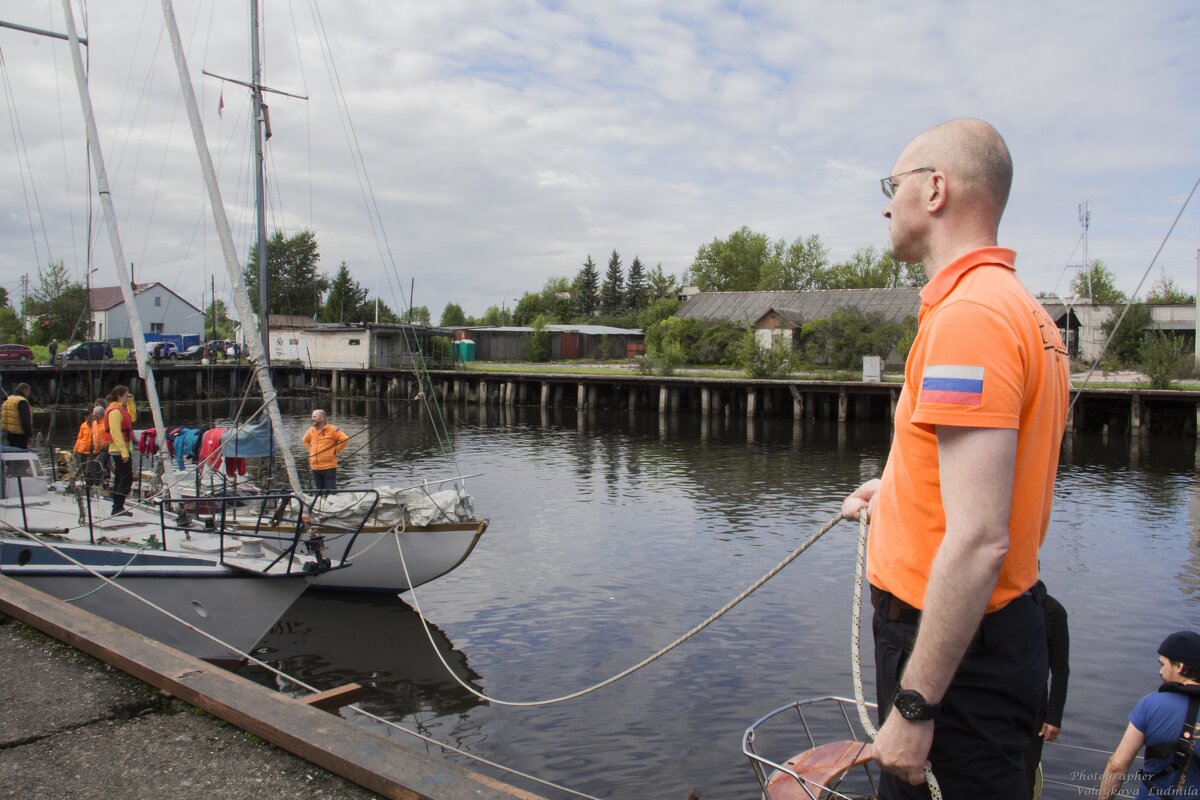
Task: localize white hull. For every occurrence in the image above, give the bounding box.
[1,452,316,662]
[305,520,487,593]
[11,560,306,662]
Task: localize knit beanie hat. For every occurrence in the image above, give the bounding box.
[1158,631,1200,669]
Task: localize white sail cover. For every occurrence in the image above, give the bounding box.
[311,486,474,528]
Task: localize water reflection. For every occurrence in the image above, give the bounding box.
[244,592,483,721]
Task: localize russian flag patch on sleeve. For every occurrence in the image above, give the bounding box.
[920,365,984,406]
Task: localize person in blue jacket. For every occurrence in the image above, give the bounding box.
[1100,631,1200,799]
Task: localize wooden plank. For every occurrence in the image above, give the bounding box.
[301,683,365,713]
[0,574,544,800]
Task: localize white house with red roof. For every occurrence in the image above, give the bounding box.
[89,283,203,343]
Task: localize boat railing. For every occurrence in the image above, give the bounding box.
[154,488,378,576]
[742,696,879,800]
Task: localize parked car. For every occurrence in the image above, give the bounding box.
[178,344,206,361]
[0,344,34,363]
[61,341,114,361]
[206,339,241,358]
[144,341,178,360]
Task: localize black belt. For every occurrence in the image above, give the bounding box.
[871,586,921,625]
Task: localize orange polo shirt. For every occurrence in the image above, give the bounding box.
[866,247,1069,613]
[302,424,349,470]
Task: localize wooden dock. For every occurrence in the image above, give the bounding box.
[8,361,1200,436]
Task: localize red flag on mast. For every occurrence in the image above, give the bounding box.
[218,87,225,119]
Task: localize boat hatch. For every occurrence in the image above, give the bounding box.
[743,696,879,800]
[0,448,49,506]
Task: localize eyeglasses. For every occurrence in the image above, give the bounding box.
[880,167,935,199]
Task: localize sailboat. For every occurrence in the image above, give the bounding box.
[156,0,487,594]
[0,5,342,664]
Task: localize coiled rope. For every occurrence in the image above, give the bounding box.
[849,510,942,798]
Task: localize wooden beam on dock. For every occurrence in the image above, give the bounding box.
[300,683,365,714]
[0,576,545,800]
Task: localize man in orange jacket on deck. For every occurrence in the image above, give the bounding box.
[302,409,349,493]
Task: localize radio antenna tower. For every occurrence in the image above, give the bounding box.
[1078,200,1092,300]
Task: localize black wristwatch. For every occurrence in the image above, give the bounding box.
[892,687,940,721]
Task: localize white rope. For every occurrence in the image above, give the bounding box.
[0,517,602,799]
[851,510,942,798]
[392,515,842,706]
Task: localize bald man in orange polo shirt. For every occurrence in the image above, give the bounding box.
[842,119,1069,798]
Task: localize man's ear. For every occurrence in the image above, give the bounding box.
[926,173,947,212]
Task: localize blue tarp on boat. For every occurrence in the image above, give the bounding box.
[220,417,280,458]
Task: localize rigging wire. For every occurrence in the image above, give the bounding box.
[305,0,459,463]
[0,44,55,270]
[48,0,81,274]
[1068,174,1200,412]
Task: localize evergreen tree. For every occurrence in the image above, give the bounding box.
[574,255,599,317]
[646,262,676,299]
[244,229,330,318]
[626,255,647,311]
[601,249,625,316]
[321,262,369,323]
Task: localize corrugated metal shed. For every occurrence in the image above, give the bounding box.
[677,288,921,326]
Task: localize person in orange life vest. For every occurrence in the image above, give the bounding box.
[1,383,33,450]
[840,119,1069,797]
[73,405,105,483]
[102,385,137,516]
[302,409,349,492]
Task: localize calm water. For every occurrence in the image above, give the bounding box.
[45,398,1200,799]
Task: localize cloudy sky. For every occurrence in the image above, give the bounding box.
[3,1,1198,323]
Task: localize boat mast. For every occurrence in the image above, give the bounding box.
[158,0,306,497]
[58,0,179,499]
[251,0,270,361]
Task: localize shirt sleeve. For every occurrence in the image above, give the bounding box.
[19,399,32,435]
[909,299,1025,431]
[1130,694,1154,733]
[1044,595,1070,727]
[333,428,350,452]
[108,409,129,456]
[302,429,313,452]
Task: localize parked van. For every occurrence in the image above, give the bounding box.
[61,341,114,361]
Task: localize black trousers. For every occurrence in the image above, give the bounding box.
[110,452,133,511]
[5,433,29,450]
[311,468,337,492]
[873,592,1047,800]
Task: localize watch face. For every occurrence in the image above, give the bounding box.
[894,689,933,720]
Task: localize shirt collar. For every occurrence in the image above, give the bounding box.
[919,246,1017,307]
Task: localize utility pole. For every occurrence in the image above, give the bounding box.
[1194,248,1199,369]
[1079,200,1092,301]
[20,274,28,340]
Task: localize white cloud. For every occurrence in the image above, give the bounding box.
[1,0,1197,322]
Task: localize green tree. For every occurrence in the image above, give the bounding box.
[24,260,89,344]
[0,307,22,341]
[799,307,907,369]
[601,250,625,315]
[400,305,432,325]
[204,298,236,339]
[440,302,467,326]
[321,262,369,323]
[539,276,575,322]
[1100,303,1151,367]
[1140,331,1191,389]
[690,227,772,291]
[480,305,512,326]
[527,314,550,362]
[1145,273,1193,304]
[1072,259,1126,305]
[512,292,546,326]
[646,262,676,299]
[759,234,829,291]
[736,331,795,379]
[637,297,681,330]
[574,255,599,317]
[818,247,925,289]
[368,298,401,323]
[644,317,743,365]
[626,256,647,311]
[0,287,8,308]
[244,229,330,317]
